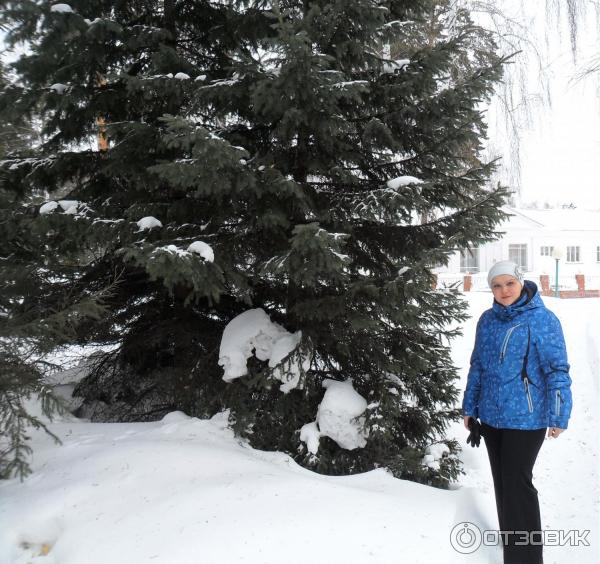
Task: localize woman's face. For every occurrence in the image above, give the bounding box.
[491,274,523,306]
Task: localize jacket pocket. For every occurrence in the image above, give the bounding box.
[500,323,522,362]
[555,390,564,417]
[523,377,534,413]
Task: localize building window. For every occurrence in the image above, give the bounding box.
[509,244,528,270]
[460,248,479,273]
[566,246,581,263]
[540,246,554,256]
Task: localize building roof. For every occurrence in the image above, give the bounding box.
[505,207,600,232]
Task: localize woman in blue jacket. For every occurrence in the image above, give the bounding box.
[462,260,572,564]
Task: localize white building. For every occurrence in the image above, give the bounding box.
[437,207,600,289]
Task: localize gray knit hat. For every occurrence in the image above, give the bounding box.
[487,260,524,288]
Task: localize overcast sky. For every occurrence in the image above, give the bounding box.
[518,77,600,209]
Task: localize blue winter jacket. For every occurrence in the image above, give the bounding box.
[462,281,572,430]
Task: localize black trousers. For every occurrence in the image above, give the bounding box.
[481,423,546,564]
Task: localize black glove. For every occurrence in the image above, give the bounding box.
[466,417,482,448]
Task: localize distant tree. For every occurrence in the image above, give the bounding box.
[466,0,600,195]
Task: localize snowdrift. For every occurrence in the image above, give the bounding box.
[0,293,598,564]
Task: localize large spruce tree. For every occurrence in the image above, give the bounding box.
[1,0,508,486]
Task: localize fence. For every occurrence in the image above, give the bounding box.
[434,273,600,298]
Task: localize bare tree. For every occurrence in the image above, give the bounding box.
[465,0,600,197]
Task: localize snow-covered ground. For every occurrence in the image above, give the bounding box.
[1,293,598,564]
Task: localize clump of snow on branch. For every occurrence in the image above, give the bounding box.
[300,379,369,454]
[422,443,450,471]
[39,200,79,214]
[268,331,310,393]
[58,200,78,214]
[299,422,320,455]
[39,201,59,214]
[332,80,370,89]
[49,83,68,94]
[174,72,190,80]
[149,242,214,262]
[136,216,162,231]
[187,241,214,262]
[153,244,189,258]
[386,176,423,189]
[50,3,74,14]
[382,59,410,74]
[218,308,309,393]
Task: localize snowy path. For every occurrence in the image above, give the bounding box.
[0,293,598,564]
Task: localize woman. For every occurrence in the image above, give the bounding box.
[462,260,572,564]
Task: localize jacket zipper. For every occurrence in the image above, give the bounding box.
[500,323,522,362]
[555,390,562,417]
[524,377,534,413]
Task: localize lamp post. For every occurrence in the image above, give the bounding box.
[551,247,563,298]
